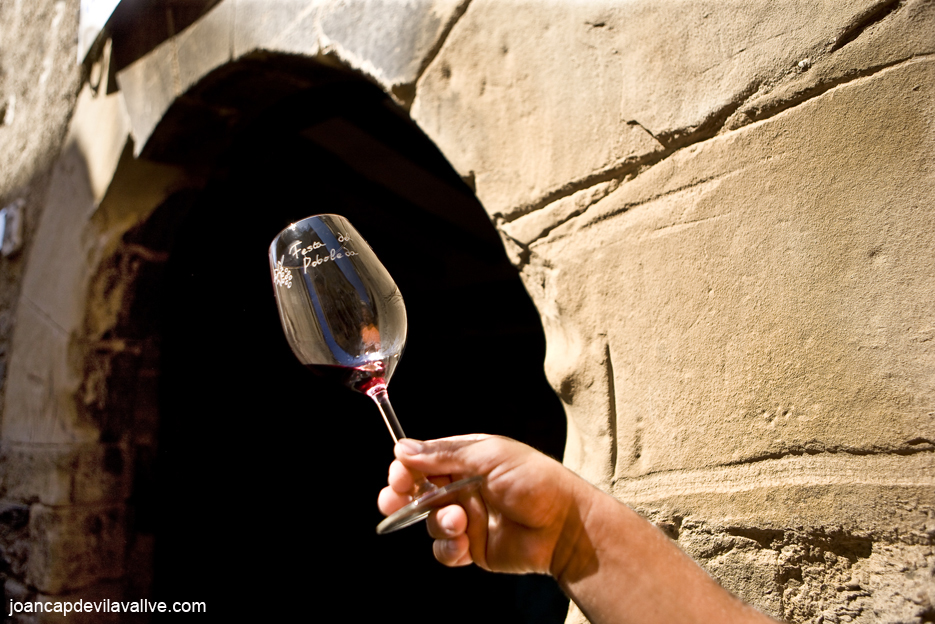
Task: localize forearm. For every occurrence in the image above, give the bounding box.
[552,478,776,624]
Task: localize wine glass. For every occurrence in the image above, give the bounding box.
[269,214,481,534]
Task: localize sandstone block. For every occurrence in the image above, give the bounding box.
[16,140,95,336]
[119,0,471,156]
[411,0,895,219]
[1,309,91,445]
[0,503,31,581]
[501,181,620,248]
[726,0,935,130]
[231,0,320,59]
[1,445,73,505]
[527,58,935,480]
[319,0,468,103]
[26,504,126,594]
[673,520,935,623]
[72,445,131,505]
[175,0,235,96]
[115,42,180,158]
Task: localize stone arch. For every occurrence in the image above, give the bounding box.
[1,81,192,597]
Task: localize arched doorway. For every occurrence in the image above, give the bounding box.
[147,57,567,621]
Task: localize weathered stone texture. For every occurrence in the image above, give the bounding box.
[0,0,81,194]
[0,0,89,606]
[118,0,471,155]
[0,444,131,506]
[1,0,933,622]
[231,0,320,58]
[725,0,935,130]
[529,58,935,480]
[1,4,183,604]
[467,3,934,620]
[0,0,82,414]
[550,58,935,623]
[676,522,935,624]
[0,503,31,580]
[4,77,184,440]
[411,0,932,222]
[318,0,469,103]
[27,504,126,594]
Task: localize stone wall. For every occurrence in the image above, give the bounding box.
[0,0,81,413]
[0,1,932,622]
[0,0,91,613]
[410,2,934,621]
[0,1,196,617]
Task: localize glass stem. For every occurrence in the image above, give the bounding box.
[366,383,436,497]
[366,383,406,443]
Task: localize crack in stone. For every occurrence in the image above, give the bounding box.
[505,166,739,259]
[503,179,622,253]
[649,211,731,236]
[604,342,618,479]
[497,2,925,273]
[22,297,68,337]
[617,444,935,489]
[510,52,926,255]
[575,166,748,238]
[655,80,763,151]
[627,445,935,486]
[730,54,931,128]
[396,0,472,110]
[719,440,935,469]
[500,150,665,226]
[615,449,935,519]
[831,0,903,52]
[685,1,908,138]
[495,93,753,236]
[417,0,473,84]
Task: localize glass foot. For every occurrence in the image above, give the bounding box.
[377,475,483,535]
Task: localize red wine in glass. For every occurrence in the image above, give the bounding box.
[304,359,405,440]
[269,215,480,533]
[303,362,388,394]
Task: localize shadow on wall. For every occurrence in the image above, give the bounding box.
[149,77,568,620]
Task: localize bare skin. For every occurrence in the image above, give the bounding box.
[378,435,779,624]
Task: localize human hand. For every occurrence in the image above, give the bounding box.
[377,435,581,575]
[379,435,781,624]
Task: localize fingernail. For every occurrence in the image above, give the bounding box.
[397,438,424,455]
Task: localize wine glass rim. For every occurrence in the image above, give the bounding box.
[272,213,349,240]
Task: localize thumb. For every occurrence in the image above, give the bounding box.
[394,434,497,476]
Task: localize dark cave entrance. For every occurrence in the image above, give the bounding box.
[147,59,568,621]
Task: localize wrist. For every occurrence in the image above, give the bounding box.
[548,471,601,584]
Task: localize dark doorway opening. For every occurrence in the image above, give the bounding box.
[152,66,567,621]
